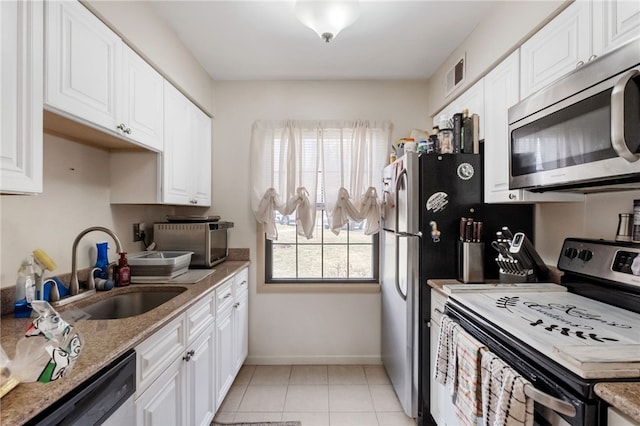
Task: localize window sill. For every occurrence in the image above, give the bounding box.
[257,281,381,294]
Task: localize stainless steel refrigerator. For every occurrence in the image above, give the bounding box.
[381,152,483,419]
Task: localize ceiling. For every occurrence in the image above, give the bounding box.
[149,1,499,81]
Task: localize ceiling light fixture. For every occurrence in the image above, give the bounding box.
[294,1,360,43]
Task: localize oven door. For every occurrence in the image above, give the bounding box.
[444,302,603,426]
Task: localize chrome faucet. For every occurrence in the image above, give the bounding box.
[70,226,123,296]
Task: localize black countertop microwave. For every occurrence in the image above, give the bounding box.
[508,39,640,192]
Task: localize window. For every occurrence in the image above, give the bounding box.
[266,208,379,283]
[250,119,390,285]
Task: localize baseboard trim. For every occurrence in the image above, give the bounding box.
[245,355,382,365]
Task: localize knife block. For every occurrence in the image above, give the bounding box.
[457,242,484,283]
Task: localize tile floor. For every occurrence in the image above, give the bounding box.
[213,365,417,426]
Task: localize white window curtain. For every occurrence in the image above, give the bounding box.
[250,119,391,240]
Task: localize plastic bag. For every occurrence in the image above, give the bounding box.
[12,301,83,383]
[0,346,20,397]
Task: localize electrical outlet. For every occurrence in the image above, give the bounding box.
[133,223,142,242]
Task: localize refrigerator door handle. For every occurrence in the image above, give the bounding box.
[396,231,423,238]
[395,234,407,300]
[394,169,408,300]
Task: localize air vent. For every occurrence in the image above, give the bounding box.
[445,54,466,97]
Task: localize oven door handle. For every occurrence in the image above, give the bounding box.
[611,68,640,162]
[524,383,577,417]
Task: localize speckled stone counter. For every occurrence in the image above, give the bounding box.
[595,382,640,424]
[0,260,249,425]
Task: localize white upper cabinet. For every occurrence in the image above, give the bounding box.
[121,45,164,152]
[163,82,212,206]
[45,0,164,151]
[45,0,121,130]
[1,0,43,194]
[521,0,640,99]
[520,1,592,99]
[483,51,583,203]
[593,0,640,56]
[110,82,212,206]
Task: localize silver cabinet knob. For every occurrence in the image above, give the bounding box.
[117,123,127,131]
[508,193,517,200]
[124,127,132,134]
[182,349,195,362]
[588,54,597,61]
[576,60,584,68]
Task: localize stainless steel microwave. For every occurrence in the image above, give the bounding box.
[154,221,233,268]
[508,40,640,192]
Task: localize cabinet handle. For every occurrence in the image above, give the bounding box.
[233,302,240,308]
[508,193,517,200]
[116,123,127,132]
[223,293,232,299]
[588,54,597,62]
[183,349,195,362]
[124,127,132,134]
[240,280,247,287]
[434,308,444,315]
[576,60,584,68]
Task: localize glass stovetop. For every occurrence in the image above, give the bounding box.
[445,283,640,379]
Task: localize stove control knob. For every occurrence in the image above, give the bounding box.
[564,247,578,259]
[578,250,593,262]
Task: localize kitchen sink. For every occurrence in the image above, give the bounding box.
[81,288,186,320]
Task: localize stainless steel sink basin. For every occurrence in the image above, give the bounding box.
[81,289,186,320]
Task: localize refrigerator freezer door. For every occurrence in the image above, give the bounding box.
[381,153,419,418]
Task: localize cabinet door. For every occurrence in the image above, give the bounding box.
[484,51,521,203]
[186,326,216,426]
[593,0,640,56]
[163,82,193,205]
[1,0,43,194]
[136,358,186,426]
[233,290,249,373]
[216,308,235,406]
[45,0,121,130]
[191,106,212,206]
[520,1,591,99]
[122,45,164,152]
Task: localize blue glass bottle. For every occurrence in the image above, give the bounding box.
[95,242,109,279]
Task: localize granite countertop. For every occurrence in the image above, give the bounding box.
[0,260,249,425]
[595,382,640,424]
[427,278,640,421]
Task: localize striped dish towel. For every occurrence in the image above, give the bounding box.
[481,351,534,426]
[454,330,487,426]
[434,315,460,395]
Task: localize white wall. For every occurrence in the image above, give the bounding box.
[535,191,640,265]
[212,80,429,364]
[0,134,177,287]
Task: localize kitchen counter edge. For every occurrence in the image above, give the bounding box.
[595,382,640,424]
[0,260,250,425]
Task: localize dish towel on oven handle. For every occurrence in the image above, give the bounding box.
[434,315,459,395]
[481,350,534,426]
[454,329,488,426]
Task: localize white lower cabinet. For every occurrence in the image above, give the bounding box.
[216,302,235,407]
[429,289,457,426]
[608,407,638,426]
[135,268,249,426]
[135,293,216,426]
[216,268,250,406]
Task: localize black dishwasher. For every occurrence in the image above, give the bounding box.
[27,350,136,426]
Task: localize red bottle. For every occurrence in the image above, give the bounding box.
[115,252,131,287]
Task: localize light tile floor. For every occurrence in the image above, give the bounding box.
[214,365,417,426]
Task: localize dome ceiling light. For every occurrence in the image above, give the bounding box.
[295,1,360,43]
